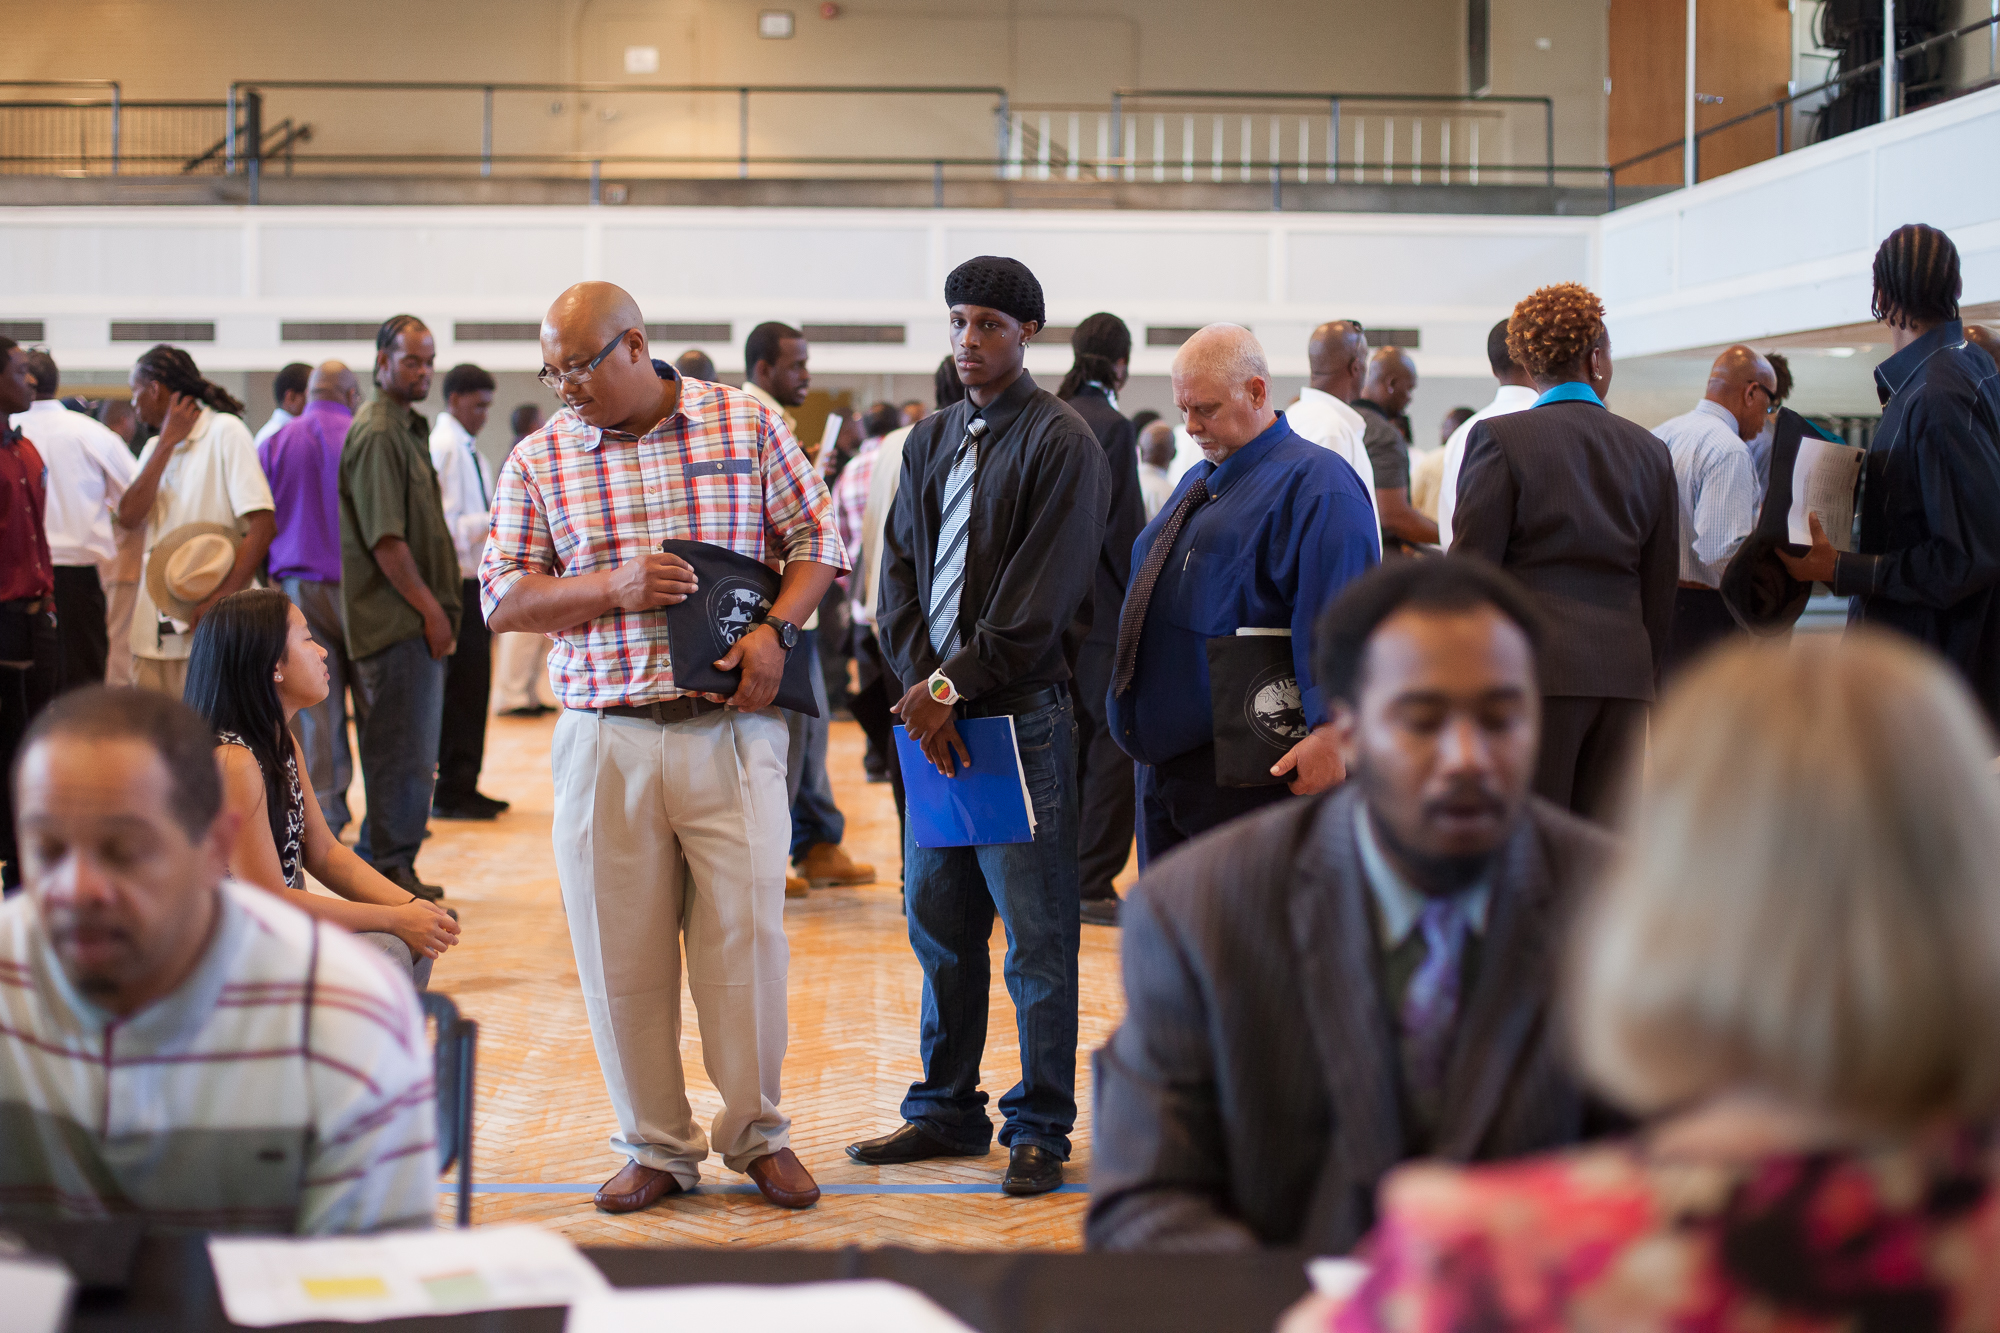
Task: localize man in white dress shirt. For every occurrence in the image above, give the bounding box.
[1136,420,1176,520]
[1284,321,1382,555]
[1651,345,1773,675]
[1437,319,1540,550]
[252,363,311,447]
[12,352,136,692]
[428,363,508,820]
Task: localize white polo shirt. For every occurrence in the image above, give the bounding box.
[8,399,137,567]
[131,408,274,661]
[1284,387,1382,556]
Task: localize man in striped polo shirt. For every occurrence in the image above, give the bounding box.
[1,687,436,1233]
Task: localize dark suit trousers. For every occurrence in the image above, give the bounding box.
[848,626,906,835]
[1534,696,1646,825]
[52,565,107,692]
[434,578,493,807]
[1072,637,1135,901]
[1663,586,1739,680]
[1136,744,1291,870]
[0,606,58,890]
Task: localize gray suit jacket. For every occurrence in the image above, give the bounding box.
[1452,399,1679,701]
[1086,786,1615,1254]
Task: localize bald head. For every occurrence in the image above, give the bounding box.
[1172,324,1277,462]
[1967,324,2000,372]
[540,282,670,435]
[1361,346,1417,415]
[1703,344,1777,441]
[306,360,358,409]
[1139,419,1177,469]
[1307,320,1369,398]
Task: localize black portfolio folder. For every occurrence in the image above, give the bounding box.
[658,539,819,717]
[1205,631,1307,787]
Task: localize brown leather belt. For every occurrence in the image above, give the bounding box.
[580,697,727,726]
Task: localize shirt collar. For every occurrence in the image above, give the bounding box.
[1692,398,1740,430]
[1080,381,1120,411]
[1354,804,1489,948]
[433,409,473,448]
[300,398,352,425]
[581,359,693,452]
[1198,411,1292,496]
[367,392,426,433]
[1533,381,1605,409]
[1874,321,1965,403]
[33,879,245,1042]
[1297,386,1366,425]
[22,399,64,416]
[1490,384,1539,410]
[965,368,1040,444]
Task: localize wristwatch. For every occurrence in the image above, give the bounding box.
[763,616,800,653]
[926,670,961,706]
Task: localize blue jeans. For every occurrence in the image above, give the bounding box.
[785,629,844,859]
[900,695,1081,1158]
[350,635,446,875]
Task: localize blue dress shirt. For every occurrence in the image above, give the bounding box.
[1109,412,1379,767]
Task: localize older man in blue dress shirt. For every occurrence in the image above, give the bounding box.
[1108,324,1379,867]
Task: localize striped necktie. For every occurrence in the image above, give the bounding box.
[927,417,988,659]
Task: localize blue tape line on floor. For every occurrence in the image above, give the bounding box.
[439,1182,1090,1195]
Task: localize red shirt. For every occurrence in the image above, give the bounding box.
[0,424,53,603]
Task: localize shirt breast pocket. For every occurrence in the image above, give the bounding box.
[1164,546,1248,638]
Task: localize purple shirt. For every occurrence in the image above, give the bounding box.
[259,399,352,583]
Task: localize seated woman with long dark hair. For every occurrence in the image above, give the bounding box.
[185,589,459,987]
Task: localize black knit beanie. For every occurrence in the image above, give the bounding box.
[944,255,1045,329]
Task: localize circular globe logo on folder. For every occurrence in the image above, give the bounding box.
[1246,665,1308,748]
[710,578,773,647]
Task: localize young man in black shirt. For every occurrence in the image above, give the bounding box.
[852,256,1110,1196]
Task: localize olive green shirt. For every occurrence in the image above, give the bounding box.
[338,395,462,660]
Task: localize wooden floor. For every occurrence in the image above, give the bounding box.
[400,710,1134,1248]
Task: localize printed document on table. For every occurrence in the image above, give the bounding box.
[208,1224,609,1326]
[1787,434,1864,550]
[567,1280,978,1332]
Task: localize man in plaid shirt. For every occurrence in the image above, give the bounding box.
[481,282,844,1215]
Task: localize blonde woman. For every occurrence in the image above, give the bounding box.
[1309,631,2000,1331]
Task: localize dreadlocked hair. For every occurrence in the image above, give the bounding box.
[377,313,427,353]
[1505,282,1607,380]
[133,344,245,416]
[1057,311,1132,401]
[1871,224,1960,330]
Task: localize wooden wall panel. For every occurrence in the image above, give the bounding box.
[1611,0,1792,189]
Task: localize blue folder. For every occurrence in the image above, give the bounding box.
[894,717,1037,848]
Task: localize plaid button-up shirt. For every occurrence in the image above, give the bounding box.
[479,365,847,709]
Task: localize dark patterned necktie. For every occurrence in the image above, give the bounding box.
[1400,897,1471,1108]
[1112,476,1211,696]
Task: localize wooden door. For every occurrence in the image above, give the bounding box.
[1611,0,1793,188]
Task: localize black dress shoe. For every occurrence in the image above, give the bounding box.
[1080,895,1121,927]
[432,800,499,822]
[383,864,446,901]
[1002,1144,1064,1196]
[846,1122,985,1165]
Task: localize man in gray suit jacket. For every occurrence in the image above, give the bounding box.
[1452,282,1679,822]
[1088,557,1617,1254]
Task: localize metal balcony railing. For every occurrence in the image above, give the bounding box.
[1612,10,1999,190]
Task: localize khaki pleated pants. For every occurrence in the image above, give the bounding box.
[550,705,793,1185]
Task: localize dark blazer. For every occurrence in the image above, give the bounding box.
[1452,399,1679,700]
[1064,385,1148,645]
[1087,786,1616,1254]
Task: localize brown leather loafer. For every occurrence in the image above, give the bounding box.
[593,1160,686,1214]
[744,1147,820,1209]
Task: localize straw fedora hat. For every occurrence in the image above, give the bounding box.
[146,522,242,621]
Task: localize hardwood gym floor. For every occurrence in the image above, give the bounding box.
[397,710,1134,1248]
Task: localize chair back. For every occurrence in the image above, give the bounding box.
[420,991,477,1227]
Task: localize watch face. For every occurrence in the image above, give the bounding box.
[928,676,953,703]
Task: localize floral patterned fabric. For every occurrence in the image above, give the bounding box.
[1334,1135,2000,1333]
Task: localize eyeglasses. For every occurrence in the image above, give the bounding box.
[1749,382,1781,414]
[537,328,633,391]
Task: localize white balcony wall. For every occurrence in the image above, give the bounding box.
[1600,84,2000,359]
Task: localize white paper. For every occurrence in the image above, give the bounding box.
[1234,627,1292,637]
[208,1225,609,1327]
[817,413,845,471]
[1307,1257,1371,1302]
[1787,435,1864,551]
[0,1255,74,1333]
[567,1281,977,1333]
[1004,714,1037,836]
